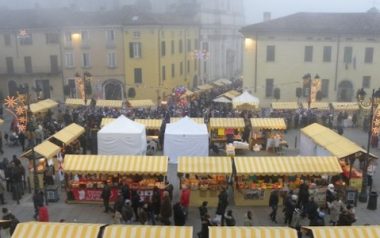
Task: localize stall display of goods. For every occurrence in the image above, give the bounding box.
[340,160,363,179]
[182,176,227,191]
[236,177,283,190]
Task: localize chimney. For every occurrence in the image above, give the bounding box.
[263,12,271,22]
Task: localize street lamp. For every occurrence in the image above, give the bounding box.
[75,71,92,105]
[357,88,380,202]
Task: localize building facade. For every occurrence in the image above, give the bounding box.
[241,10,380,107]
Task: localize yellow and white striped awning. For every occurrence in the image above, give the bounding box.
[197,84,214,91]
[210,118,245,129]
[302,102,330,110]
[52,123,85,144]
[64,155,168,175]
[34,141,61,159]
[271,102,300,110]
[302,226,380,238]
[100,118,115,128]
[96,100,123,108]
[12,222,103,238]
[235,156,342,176]
[65,98,90,106]
[251,118,287,130]
[331,102,360,111]
[209,227,298,238]
[38,99,58,109]
[211,80,225,87]
[178,156,232,175]
[103,225,192,238]
[135,119,162,130]
[171,117,204,124]
[301,123,367,158]
[128,99,155,108]
[220,90,241,100]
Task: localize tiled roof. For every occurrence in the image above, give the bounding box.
[241,11,380,35]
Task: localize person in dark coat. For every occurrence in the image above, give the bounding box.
[18,132,25,151]
[199,201,208,220]
[269,189,279,223]
[121,200,134,223]
[160,191,172,225]
[199,214,213,238]
[298,180,310,209]
[216,188,229,225]
[100,182,111,213]
[151,186,161,218]
[284,194,297,226]
[33,191,44,220]
[304,197,320,226]
[131,190,141,221]
[120,183,130,201]
[113,194,124,213]
[173,202,186,226]
[224,210,236,226]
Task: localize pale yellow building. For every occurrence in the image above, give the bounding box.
[241,10,380,107]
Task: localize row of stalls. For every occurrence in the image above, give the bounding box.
[100,116,289,154]
[300,123,378,192]
[10,222,380,238]
[65,98,155,109]
[177,155,342,207]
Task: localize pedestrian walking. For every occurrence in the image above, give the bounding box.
[243,210,253,226]
[165,181,174,201]
[160,191,172,225]
[328,197,343,225]
[2,208,19,236]
[199,201,208,220]
[121,200,133,223]
[224,210,236,226]
[151,186,161,219]
[173,202,186,226]
[138,204,148,225]
[180,185,191,219]
[216,187,229,226]
[284,194,297,226]
[269,189,279,223]
[100,181,111,213]
[131,190,141,221]
[33,191,44,220]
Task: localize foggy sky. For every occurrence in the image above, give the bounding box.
[244,0,377,24]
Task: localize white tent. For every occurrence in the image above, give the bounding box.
[164,116,209,163]
[97,115,147,155]
[232,91,260,109]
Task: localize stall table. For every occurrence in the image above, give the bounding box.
[209,118,245,145]
[64,155,168,204]
[103,225,193,238]
[250,118,287,151]
[178,156,232,207]
[234,156,342,206]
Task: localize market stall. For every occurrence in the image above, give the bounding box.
[301,225,380,238]
[197,83,214,92]
[300,123,377,190]
[178,156,232,207]
[103,225,192,238]
[127,99,155,108]
[51,123,85,146]
[271,102,300,111]
[65,98,90,106]
[29,99,58,114]
[209,118,245,146]
[164,117,208,163]
[234,156,342,206]
[11,222,104,238]
[232,91,260,110]
[64,154,168,203]
[170,117,204,124]
[96,99,123,108]
[301,102,330,110]
[98,115,146,155]
[250,118,287,152]
[331,102,360,127]
[209,227,298,238]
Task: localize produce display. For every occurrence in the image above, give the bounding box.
[236,177,283,190]
[181,176,227,191]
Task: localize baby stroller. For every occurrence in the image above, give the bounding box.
[9,132,19,146]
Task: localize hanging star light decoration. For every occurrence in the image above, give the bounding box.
[3,94,28,132]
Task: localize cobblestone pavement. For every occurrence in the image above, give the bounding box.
[0,114,379,237]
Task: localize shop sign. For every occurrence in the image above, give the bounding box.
[71,188,118,202]
[243,189,264,200]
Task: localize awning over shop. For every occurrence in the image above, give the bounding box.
[135,119,162,130]
[271,102,300,110]
[235,156,342,176]
[127,99,155,108]
[178,156,232,175]
[96,100,123,108]
[213,96,231,103]
[52,123,85,144]
[222,90,241,99]
[302,226,380,238]
[209,227,298,238]
[100,118,115,128]
[251,118,287,130]
[103,225,193,238]
[64,155,168,175]
[331,102,360,111]
[34,141,61,159]
[302,102,330,110]
[232,91,260,110]
[301,123,369,158]
[211,80,224,87]
[197,84,214,91]
[171,117,204,124]
[38,99,58,109]
[214,78,232,85]
[65,98,90,106]
[209,118,245,129]
[11,222,103,238]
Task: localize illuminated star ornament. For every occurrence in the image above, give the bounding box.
[3,94,28,132]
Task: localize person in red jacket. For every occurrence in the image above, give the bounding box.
[38,205,49,222]
[180,185,191,220]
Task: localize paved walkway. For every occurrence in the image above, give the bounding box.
[1,114,380,237]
